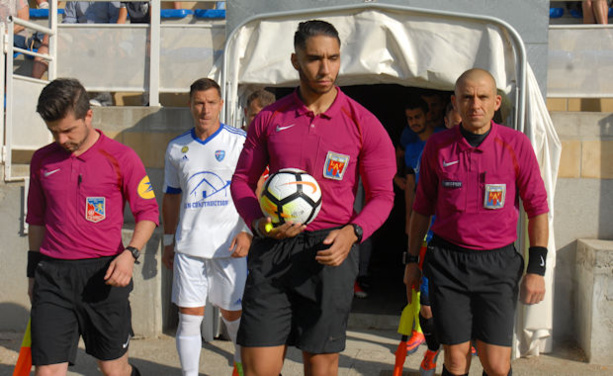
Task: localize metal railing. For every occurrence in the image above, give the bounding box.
[2,0,226,182]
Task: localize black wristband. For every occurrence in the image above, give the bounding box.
[403,252,419,265]
[526,246,548,276]
[27,250,42,278]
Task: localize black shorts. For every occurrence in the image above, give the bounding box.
[237,228,359,354]
[31,255,134,366]
[423,235,523,347]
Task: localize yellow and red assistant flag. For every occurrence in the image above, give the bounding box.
[13,318,32,376]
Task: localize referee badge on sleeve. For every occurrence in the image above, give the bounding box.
[484,184,506,209]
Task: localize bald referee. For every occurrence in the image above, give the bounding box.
[404,68,549,376]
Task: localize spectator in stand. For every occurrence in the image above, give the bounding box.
[1,0,47,79]
[63,1,122,24]
[118,2,150,24]
[582,0,609,24]
[35,0,49,9]
[1,0,44,50]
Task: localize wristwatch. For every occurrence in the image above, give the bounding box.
[126,246,141,264]
[351,224,363,243]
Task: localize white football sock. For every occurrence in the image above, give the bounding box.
[176,313,204,376]
[222,316,242,363]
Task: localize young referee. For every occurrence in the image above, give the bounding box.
[26,78,159,376]
[231,20,396,376]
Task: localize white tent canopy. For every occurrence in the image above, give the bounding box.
[219,4,561,358]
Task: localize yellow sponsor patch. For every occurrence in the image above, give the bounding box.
[138,176,156,200]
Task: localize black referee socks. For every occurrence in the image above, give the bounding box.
[442,365,467,376]
[482,368,512,376]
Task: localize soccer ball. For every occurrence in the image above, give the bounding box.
[259,168,322,225]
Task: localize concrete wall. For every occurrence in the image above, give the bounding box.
[575,239,613,365]
[0,182,30,331]
[551,111,613,342]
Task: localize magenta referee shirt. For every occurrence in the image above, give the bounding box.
[231,88,395,241]
[414,122,549,250]
[27,131,160,259]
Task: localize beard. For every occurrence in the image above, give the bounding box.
[298,69,337,95]
[61,127,89,153]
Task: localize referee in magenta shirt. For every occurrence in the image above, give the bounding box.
[26,78,159,376]
[404,69,549,376]
[231,20,396,375]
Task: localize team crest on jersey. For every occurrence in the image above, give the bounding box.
[484,184,506,209]
[86,197,106,223]
[138,176,156,200]
[215,150,225,162]
[181,146,189,153]
[323,151,349,180]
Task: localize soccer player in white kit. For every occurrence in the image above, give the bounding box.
[162,78,252,376]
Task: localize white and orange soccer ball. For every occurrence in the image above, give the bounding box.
[259,168,322,225]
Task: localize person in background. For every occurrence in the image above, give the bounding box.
[443,101,462,129]
[243,89,276,131]
[582,0,609,24]
[162,78,251,376]
[421,91,448,130]
[243,89,276,199]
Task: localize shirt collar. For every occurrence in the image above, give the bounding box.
[72,129,105,160]
[455,121,499,152]
[291,87,343,120]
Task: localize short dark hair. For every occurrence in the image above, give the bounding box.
[445,101,455,116]
[37,78,90,122]
[404,97,429,115]
[246,89,275,108]
[190,78,221,100]
[294,20,341,52]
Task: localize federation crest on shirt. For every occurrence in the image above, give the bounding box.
[484,184,506,209]
[215,150,225,162]
[86,197,106,222]
[323,151,350,180]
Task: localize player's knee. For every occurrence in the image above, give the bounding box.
[242,353,283,375]
[35,364,68,376]
[98,360,131,376]
[482,364,512,376]
[443,348,470,374]
[220,308,242,321]
[303,352,339,375]
[178,306,205,316]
